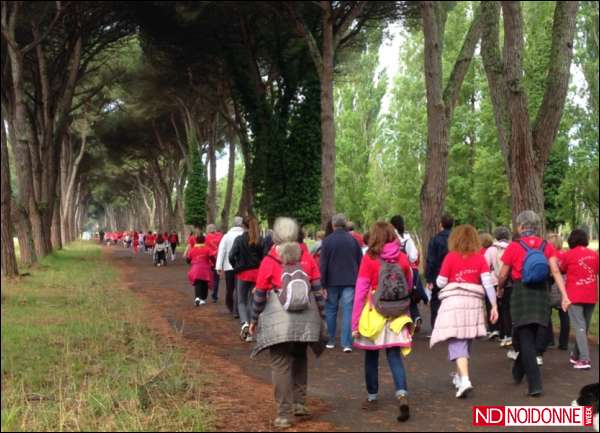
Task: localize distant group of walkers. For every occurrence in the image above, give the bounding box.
[109,208,599,428]
[102,229,179,266]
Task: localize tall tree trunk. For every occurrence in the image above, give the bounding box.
[221,139,235,231]
[419,1,482,260]
[207,130,217,225]
[319,4,336,229]
[13,206,35,266]
[481,1,578,227]
[1,117,19,276]
[50,198,62,250]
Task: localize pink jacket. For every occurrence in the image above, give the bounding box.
[352,242,413,332]
[430,282,487,347]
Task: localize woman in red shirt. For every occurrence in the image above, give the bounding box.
[561,229,599,370]
[351,222,413,421]
[432,225,498,399]
[497,210,568,397]
[248,217,325,429]
[187,234,214,306]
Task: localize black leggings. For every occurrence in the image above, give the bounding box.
[171,243,177,255]
[513,324,545,393]
[194,280,209,300]
[499,286,513,339]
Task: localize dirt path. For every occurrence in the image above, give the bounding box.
[107,246,599,432]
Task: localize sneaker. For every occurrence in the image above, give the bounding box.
[536,356,543,366]
[195,297,201,307]
[573,360,591,370]
[397,395,410,422]
[293,404,310,417]
[240,323,250,341]
[273,417,292,429]
[361,399,378,411]
[504,337,512,347]
[451,373,461,389]
[326,343,335,350]
[245,335,255,343]
[507,349,519,360]
[569,355,579,365]
[499,337,507,347]
[343,347,353,353]
[456,379,473,398]
[486,330,500,340]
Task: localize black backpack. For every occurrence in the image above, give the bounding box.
[372,259,411,318]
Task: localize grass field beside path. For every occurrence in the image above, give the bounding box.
[1,242,213,432]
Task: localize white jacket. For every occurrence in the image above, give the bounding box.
[396,231,419,264]
[215,226,244,271]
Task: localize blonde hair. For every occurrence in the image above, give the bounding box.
[547,233,563,251]
[479,232,494,249]
[449,224,481,255]
[272,217,298,245]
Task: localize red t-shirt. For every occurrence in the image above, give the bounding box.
[237,268,259,283]
[146,234,156,246]
[205,232,223,257]
[501,236,556,281]
[169,234,179,245]
[255,246,320,291]
[351,231,365,248]
[555,249,566,267]
[560,247,599,304]
[187,234,196,248]
[439,251,490,284]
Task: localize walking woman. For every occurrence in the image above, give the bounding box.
[497,210,569,397]
[352,222,413,422]
[430,224,498,398]
[561,229,599,370]
[228,216,264,342]
[187,234,214,306]
[485,226,512,348]
[249,217,326,429]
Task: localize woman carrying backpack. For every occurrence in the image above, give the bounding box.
[497,210,569,397]
[485,226,512,348]
[248,217,326,430]
[228,216,264,342]
[431,225,499,399]
[351,222,413,422]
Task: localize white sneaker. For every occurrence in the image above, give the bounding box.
[537,356,543,366]
[451,373,460,389]
[326,343,335,350]
[199,300,207,305]
[240,323,250,341]
[507,349,519,360]
[195,297,201,307]
[456,379,473,398]
[486,330,500,340]
[504,337,512,347]
[343,347,353,353]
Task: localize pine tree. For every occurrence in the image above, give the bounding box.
[185,150,208,229]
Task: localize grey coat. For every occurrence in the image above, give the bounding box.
[251,292,327,358]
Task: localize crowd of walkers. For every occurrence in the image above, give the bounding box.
[101,229,179,266]
[108,209,599,429]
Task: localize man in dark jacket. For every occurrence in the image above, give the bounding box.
[320,213,363,352]
[425,214,454,331]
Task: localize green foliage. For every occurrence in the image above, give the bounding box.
[1,242,213,431]
[185,149,208,228]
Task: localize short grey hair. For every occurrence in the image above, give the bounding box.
[493,226,511,242]
[206,224,217,233]
[272,217,298,245]
[332,213,347,229]
[233,216,243,227]
[516,210,541,234]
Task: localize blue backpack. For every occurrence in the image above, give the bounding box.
[519,240,549,285]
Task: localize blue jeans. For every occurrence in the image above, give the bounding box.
[325,286,354,348]
[365,348,408,399]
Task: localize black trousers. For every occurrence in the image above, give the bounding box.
[546,307,570,349]
[513,324,545,394]
[211,269,220,300]
[194,279,209,300]
[225,270,238,316]
[499,286,513,339]
[430,286,441,329]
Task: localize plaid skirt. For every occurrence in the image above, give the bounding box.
[511,280,550,328]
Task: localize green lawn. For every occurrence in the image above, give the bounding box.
[1,242,213,431]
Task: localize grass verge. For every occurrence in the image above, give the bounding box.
[1,241,213,431]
